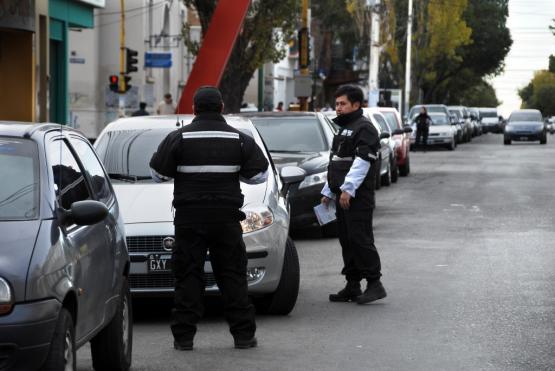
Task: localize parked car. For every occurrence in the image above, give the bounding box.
[243,112,336,234]
[479,108,501,133]
[362,108,395,188]
[94,115,303,315]
[0,122,132,371]
[468,107,482,136]
[547,117,555,134]
[378,107,413,176]
[503,109,547,145]
[409,112,457,150]
[448,106,472,142]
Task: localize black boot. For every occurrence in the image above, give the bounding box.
[356,280,387,304]
[329,281,362,302]
[234,336,258,349]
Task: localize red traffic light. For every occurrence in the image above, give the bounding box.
[109,75,119,93]
[109,75,119,84]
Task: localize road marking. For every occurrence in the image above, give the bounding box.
[435,264,448,267]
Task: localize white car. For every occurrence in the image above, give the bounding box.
[410,112,457,150]
[94,115,304,315]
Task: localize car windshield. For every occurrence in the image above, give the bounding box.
[480,110,497,118]
[250,117,327,152]
[509,112,542,122]
[381,112,401,130]
[449,110,461,119]
[429,114,449,125]
[0,138,39,220]
[410,106,445,119]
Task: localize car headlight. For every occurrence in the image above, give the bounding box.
[299,171,327,190]
[240,204,274,234]
[0,277,13,315]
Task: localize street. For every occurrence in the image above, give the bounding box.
[77,134,555,371]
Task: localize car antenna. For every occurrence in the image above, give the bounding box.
[176,116,183,128]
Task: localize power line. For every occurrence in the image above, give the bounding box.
[95,1,166,17]
[95,2,166,28]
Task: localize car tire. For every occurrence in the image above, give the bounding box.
[540,135,547,145]
[399,156,410,177]
[40,308,76,371]
[321,221,338,238]
[504,138,511,145]
[390,156,399,183]
[90,278,133,371]
[381,161,391,187]
[374,158,382,190]
[447,140,455,151]
[255,237,299,315]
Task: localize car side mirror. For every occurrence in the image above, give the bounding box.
[62,200,109,226]
[403,126,413,133]
[379,132,390,139]
[280,166,306,197]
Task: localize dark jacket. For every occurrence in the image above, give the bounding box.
[149,112,268,224]
[415,113,431,130]
[328,109,380,208]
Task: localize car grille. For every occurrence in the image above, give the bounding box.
[130,273,217,289]
[127,236,171,253]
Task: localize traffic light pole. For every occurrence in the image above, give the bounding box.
[299,0,309,111]
[119,0,126,114]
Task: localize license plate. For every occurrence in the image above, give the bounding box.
[519,136,528,141]
[148,254,172,273]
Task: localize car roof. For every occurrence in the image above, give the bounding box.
[240,111,319,118]
[102,114,256,132]
[0,121,83,139]
[511,109,541,114]
[376,107,399,113]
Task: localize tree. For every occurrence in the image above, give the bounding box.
[182,0,297,112]
[518,70,555,116]
[457,80,500,107]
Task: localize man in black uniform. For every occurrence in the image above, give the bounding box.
[414,106,431,151]
[149,86,269,350]
[321,85,387,304]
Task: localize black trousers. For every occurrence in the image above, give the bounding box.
[171,222,256,342]
[416,127,429,148]
[335,197,382,283]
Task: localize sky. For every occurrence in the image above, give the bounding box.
[490,0,555,117]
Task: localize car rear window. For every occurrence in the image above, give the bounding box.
[251,117,327,152]
[0,138,39,220]
[381,112,401,131]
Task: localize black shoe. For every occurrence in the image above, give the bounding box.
[234,337,258,349]
[174,340,193,351]
[329,281,362,302]
[356,281,387,304]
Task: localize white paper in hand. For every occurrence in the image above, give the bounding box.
[314,202,337,226]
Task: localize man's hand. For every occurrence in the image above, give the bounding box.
[321,196,331,206]
[339,191,351,210]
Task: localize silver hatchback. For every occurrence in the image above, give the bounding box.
[94,115,303,315]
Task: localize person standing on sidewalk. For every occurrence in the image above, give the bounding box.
[414,106,431,151]
[149,86,269,350]
[321,84,387,304]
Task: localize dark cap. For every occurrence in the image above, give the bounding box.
[193,86,223,113]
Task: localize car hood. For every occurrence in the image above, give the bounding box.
[507,121,543,128]
[0,220,41,302]
[429,125,452,134]
[113,181,267,224]
[270,151,329,174]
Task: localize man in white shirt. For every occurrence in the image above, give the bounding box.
[156,93,176,115]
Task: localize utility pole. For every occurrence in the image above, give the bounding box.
[368,0,381,107]
[162,3,171,95]
[119,0,126,115]
[147,0,153,81]
[404,0,413,116]
[298,0,310,111]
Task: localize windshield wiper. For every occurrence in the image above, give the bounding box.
[108,173,151,182]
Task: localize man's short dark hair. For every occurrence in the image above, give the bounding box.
[139,102,147,109]
[193,86,223,113]
[164,93,172,99]
[334,85,364,106]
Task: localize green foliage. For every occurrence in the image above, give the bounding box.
[518,70,555,116]
[182,0,298,112]
[457,80,500,107]
[549,55,555,73]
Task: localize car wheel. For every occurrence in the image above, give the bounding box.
[399,156,410,177]
[374,158,382,190]
[540,135,547,145]
[321,221,338,238]
[90,278,133,371]
[390,156,399,183]
[381,161,391,187]
[255,237,299,315]
[447,140,455,151]
[504,137,511,145]
[41,308,75,371]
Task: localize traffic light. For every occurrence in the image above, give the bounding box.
[123,75,132,92]
[125,48,139,74]
[109,75,119,92]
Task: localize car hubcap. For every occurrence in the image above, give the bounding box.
[122,296,129,354]
[64,329,73,371]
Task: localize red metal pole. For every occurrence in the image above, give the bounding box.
[177,0,251,114]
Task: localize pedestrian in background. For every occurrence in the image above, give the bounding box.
[415,106,431,151]
[149,86,269,351]
[156,93,176,114]
[321,84,387,305]
[131,102,149,117]
[274,101,284,112]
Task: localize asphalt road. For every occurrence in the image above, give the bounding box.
[78,134,555,371]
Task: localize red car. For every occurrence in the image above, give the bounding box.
[378,107,412,176]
